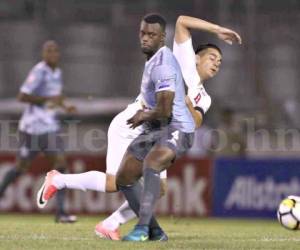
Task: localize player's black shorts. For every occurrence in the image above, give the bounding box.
[128,125,194,162]
[18,131,64,161]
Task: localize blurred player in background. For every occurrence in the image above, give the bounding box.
[0,40,77,223]
[36,15,241,240]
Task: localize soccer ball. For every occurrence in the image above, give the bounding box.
[277,196,300,230]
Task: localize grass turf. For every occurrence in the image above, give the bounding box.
[0,214,300,250]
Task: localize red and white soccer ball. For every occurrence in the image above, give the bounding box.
[277,195,300,230]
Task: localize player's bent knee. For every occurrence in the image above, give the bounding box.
[144,157,172,172]
[116,152,143,186]
[145,147,175,171]
[116,171,130,186]
[116,169,140,187]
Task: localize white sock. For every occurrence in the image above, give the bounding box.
[53,171,106,192]
[101,201,136,230]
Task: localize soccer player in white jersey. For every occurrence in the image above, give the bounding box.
[37,96,168,240]
[174,15,241,129]
[36,16,241,240]
[0,40,77,223]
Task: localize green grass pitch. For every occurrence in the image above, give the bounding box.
[0,214,300,250]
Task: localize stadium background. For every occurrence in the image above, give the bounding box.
[0,0,299,218]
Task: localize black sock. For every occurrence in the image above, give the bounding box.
[56,189,66,216]
[56,167,66,216]
[138,168,161,226]
[118,181,160,228]
[0,168,22,197]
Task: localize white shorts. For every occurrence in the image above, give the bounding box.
[106,101,167,179]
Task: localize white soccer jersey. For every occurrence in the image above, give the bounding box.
[173,38,212,115]
[187,85,212,116]
[19,61,63,135]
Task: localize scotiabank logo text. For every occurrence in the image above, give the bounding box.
[0,160,211,216]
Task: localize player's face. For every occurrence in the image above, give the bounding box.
[42,42,60,68]
[139,21,165,57]
[196,48,222,81]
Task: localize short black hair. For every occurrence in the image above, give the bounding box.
[195,43,222,56]
[143,13,166,31]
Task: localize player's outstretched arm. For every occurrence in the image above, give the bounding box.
[175,15,242,45]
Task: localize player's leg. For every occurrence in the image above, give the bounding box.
[101,176,167,228]
[49,170,107,192]
[136,129,193,229]
[120,146,172,242]
[99,118,168,236]
[36,116,137,225]
[48,115,122,194]
[137,145,175,226]
[117,148,171,241]
[116,151,145,220]
[99,200,135,231]
[136,130,193,229]
[116,134,165,241]
[41,158,113,194]
[44,153,75,222]
[123,129,193,241]
[0,132,38,198]
[37,130,108,209]
[104,101,147,191]
[37,166,108,208]
[0,159,31,197]
[95,113,145,239]
[37,111,131,196]
[95,128,136,239]
[42,132,76,223]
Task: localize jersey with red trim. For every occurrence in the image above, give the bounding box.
[187,85,212,116]
[173,38,212,116]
